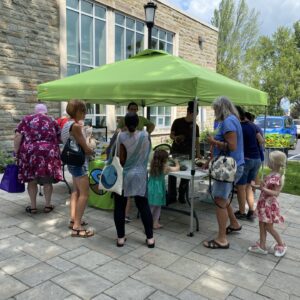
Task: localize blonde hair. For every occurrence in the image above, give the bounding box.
[212,96,239,121]
[269,150,287,186]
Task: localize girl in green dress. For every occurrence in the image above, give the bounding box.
[148,150,179,229]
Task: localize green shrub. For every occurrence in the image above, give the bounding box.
[0,151,15,173]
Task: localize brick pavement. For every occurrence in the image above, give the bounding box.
[0,175,300,300]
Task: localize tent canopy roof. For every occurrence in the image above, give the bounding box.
[38,49,268,106]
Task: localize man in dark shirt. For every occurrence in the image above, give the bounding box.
[168,101,201,203]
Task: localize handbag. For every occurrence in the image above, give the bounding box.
[0,164,25,193]
[208,153,237,209]
[99,133,123,195]
[208,154,237,183]
[61,137,85,166]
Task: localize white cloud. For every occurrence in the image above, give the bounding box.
[165,0,300,36]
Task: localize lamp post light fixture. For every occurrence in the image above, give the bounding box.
[144,1,157,49]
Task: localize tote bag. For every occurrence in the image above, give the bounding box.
[0,164,25,193]
[99,133,123,195]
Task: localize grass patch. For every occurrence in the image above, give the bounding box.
[258,161,300,196]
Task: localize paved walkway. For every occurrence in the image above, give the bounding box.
[0,175,300,300]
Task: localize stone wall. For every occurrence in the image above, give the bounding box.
[0,0,218,151]
[0,0,61,150]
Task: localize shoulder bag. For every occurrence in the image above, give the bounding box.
[61,123,85,166]
[99,133,123,195]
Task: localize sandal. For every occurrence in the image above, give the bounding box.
[25,206,37,214]
[226,225,242,234]
[71,229,94,238]
[203,239,230,249]
[44,205,54,213]
[68,220,88,229]
[248,242,268,255]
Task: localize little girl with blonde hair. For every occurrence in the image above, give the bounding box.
[249,150,287,257]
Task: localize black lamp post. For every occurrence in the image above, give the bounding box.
[144,2,157,120]
[144,1,157,49]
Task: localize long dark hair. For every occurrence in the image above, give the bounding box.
[150,149,169,177]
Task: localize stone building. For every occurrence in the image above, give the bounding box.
[0,0,218,150]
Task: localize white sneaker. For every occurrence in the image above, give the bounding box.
[274,244,287,257]
[248,243,268,255]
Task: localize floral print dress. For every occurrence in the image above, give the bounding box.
[256,173,284,224]
[16,113,63,183]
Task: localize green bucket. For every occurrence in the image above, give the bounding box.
[88,159,114,210]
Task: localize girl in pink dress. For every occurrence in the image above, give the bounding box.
[248,150,287,257]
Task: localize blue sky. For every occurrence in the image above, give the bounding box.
[165,0,300,36]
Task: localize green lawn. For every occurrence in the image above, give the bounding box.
[259,161,300,196]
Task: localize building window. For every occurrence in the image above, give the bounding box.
[85,103,106,127]
[66,0,106,76]
[150,106,171,128]
[151,27,173,54]
[115,13,145,61]
[150,28,174,127]
[115,105,127,125]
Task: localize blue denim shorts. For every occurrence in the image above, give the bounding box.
[67,164,88,178]
[211,165,244,200]
[237,158,261,185]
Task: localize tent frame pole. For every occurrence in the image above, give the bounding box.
[188,97,198,236]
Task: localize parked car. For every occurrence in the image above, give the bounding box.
[255,116,297,150]
[294,119,300,138]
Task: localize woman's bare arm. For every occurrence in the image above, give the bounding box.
[71,124,94,155]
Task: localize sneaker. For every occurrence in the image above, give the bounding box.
[125,216,132,223]
[234,210,247,220]
[246,210,255,221]
[274,244,287,257]
[248,243,268,255]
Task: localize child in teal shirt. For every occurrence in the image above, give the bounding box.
[148,150,179,229]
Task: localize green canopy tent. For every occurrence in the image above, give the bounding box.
[38,49,268,235]
[38,49,267,106]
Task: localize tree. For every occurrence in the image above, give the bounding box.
[244,24,300,115]
[211,0,259,80]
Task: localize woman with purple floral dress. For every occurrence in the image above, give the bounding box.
[14,103,62,214]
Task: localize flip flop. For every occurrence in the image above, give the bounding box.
[44,205,54,213]
[226,225,242,234]
[203,239,230,249]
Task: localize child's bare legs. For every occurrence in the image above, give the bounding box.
[265,223,284,246]
[150,205,163,229]
[259,221,267,249]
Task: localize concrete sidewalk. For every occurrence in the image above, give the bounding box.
[0,176,300,300]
